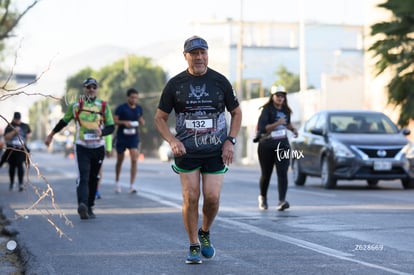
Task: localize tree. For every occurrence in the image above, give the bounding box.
[368,0,414,126]
[97,55,166,156]
[1,0,42,128]
[273,65,300,93]
[1,0,42,135]
[28,98,49,139]
[61,55,167,156]
[1,1,82,240]
[61,67,95,113]
[0,0,39,65]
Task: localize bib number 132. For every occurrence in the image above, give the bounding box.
[185,119,213,129]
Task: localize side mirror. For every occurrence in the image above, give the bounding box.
[310,127,324,136]
[401,128,411,136]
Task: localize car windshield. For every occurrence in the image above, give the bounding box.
[328,113,399,134]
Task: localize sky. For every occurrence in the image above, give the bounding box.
[7,0,369,73]
[1,0,370,127]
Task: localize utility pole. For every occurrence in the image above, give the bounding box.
[299,0,307,125]
[235,0,244,164]
[236,0,244,101]
[299,0,307,93]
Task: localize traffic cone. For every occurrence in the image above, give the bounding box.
[139,153,144,162]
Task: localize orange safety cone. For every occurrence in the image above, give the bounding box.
[138,153,144,162]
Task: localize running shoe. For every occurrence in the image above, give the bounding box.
[185,245,202,264]
[129,185,137,194]
[198,228,215,258]
[258,195,268,210]
[114,182,121,193]
[88,208,96,219]
[277,201,290,211]
[77,203,89,220]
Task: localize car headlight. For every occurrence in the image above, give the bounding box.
[400,142,414,159]
[331,139,355,158]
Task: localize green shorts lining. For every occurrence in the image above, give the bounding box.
[171,164,200,174]
[171,164,228,174]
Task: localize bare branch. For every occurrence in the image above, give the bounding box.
[1,38,61,102]
[2,140,75,241]
[0,0,40,40]
[0,30,75,240]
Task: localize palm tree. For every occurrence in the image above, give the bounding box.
[368,0,414,126]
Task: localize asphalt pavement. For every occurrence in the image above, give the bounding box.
[1,151,414,275]
[0,153,184,275]
[0,152,261,275]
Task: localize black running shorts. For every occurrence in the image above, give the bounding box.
[172,155,228,174]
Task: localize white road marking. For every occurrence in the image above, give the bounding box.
[139,188,411,275]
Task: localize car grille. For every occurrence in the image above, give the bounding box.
[356,146,403,158]
[355,166,407,178]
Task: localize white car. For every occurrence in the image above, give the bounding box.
[158,141,173,162]
[28,139,47,152]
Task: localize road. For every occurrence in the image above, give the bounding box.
[1,151,414,275]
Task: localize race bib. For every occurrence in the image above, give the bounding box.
[185,117,214,130]
[130,121,139,127]
[11,139,23,146]
[123,128,136,135]
[271,129,287,139]
[185,118,214,130]
[84,131,100,141]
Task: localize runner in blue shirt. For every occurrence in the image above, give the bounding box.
[114,88,145,193]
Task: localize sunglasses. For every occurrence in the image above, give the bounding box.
[86,85,97,90]
[275,93,285,98]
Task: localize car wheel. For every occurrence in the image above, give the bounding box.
[321,157,337,189]
[367,179,379,187]
[401,178,414,189]
[292,159,306,186]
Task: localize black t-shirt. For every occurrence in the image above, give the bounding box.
[5,122,31,148]
[158,68,239,157]
[257,104,291,147]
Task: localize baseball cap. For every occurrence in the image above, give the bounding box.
[83,77,98,87]
[13,112,21,119]
[271,85,286,94]
[184,36,208,52]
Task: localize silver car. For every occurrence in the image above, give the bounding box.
[290,110,414,189]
